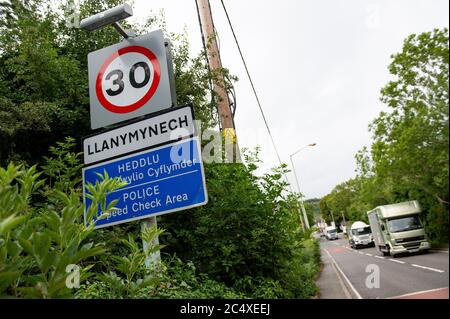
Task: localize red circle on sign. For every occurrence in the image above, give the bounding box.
[96,46,161,114]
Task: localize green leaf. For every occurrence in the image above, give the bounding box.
[6,240,22,258]
[0,214,27,236]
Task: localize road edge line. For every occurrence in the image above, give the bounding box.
[330,259,352,299]
[323,248,363,299]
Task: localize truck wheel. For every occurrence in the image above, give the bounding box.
[386,246,393,257]
[381,246,390,256]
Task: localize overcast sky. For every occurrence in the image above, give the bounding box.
[129,0,449,199]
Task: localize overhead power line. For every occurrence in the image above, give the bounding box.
[219,0,292,187]
[219,1,284,166]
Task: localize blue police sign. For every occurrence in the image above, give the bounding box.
[83,137,207,228]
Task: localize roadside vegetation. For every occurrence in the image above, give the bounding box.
[320,28,449,247]
[0,0,320,298]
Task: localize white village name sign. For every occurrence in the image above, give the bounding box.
[83,105,195,165]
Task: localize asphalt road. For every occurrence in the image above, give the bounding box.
[320,235,449,299]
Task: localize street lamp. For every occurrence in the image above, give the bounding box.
[290,143,317,229]
[80,3,136,38]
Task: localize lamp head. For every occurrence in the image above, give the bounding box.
[80,3,133,31]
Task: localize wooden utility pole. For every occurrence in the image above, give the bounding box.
[196,0,234,130]
[196,0,239,161]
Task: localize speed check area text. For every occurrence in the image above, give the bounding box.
[83,137,207,228]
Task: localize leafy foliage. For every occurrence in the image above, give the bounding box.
[76,256,246,299]
[160,149,320,298]
[0,141,126,298]
[91,228,163,299]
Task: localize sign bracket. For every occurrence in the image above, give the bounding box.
[112,22,136,39]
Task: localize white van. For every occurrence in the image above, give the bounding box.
[325,226,338,240]
[348,221,374,249]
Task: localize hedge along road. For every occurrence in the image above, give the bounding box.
[320,236,449,299]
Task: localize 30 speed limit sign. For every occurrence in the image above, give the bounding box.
[88,29,174,129]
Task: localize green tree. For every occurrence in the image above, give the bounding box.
[370,28,449,243]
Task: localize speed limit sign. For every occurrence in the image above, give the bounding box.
[88,29,174,129]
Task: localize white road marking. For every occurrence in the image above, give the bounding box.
[388,259,405,264]
[375,256,385,259]
[365,253,373,257]
[358,252,364,255]
[411,264,445,273]
[387,287,449,299]
[321,248,351,299]
[323,249,363,299]
[330,261,352,299]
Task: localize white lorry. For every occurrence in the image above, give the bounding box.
[348,221,374,249]
[367,200,430,257]
[324,225,338,240]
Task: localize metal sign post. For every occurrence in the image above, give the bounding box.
[141,217,161,268]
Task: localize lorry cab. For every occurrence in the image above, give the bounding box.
[325,226,338,240]
[367,201,430,257]
[348,221,374,249]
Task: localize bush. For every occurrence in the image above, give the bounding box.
[76,257,245,299]
[159,149,321,298]
[0,167,123,297]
